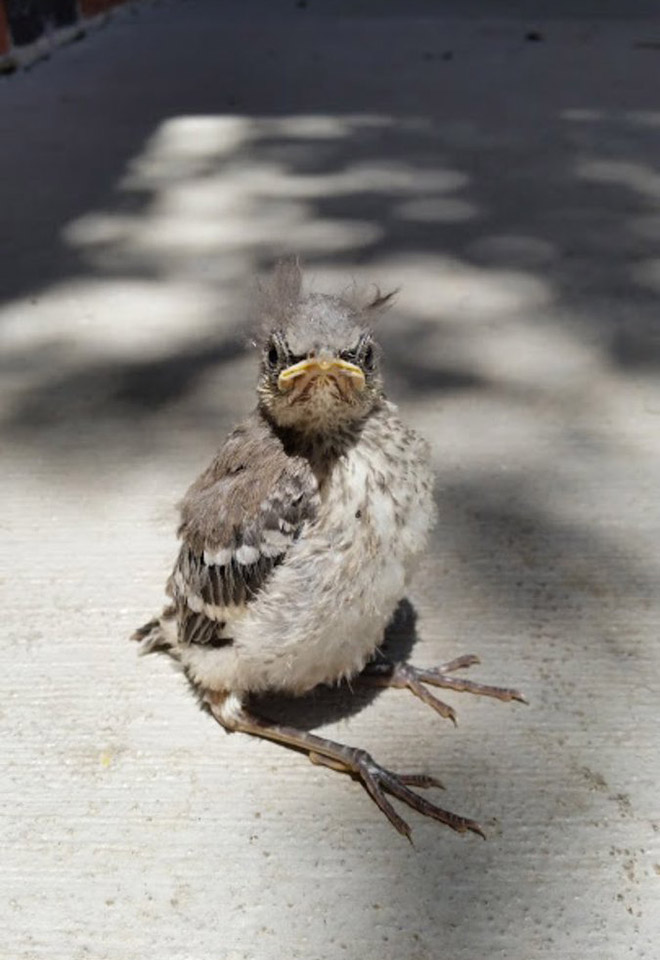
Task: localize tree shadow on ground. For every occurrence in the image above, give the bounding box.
[2,11,659,953]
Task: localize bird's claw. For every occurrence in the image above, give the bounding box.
[310,748,482,841]
[362,655,527,720]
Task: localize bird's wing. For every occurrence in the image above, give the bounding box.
[168,412,319,644]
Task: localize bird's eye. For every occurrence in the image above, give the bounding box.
[363,344,374,369]
[267,342,279,367]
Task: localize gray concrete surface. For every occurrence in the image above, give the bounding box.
[2,1,660,958]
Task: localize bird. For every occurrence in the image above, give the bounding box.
[132,259,525,840]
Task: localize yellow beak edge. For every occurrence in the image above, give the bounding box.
[278,357,366,391]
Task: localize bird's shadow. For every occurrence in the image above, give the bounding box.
[250,598,418,731]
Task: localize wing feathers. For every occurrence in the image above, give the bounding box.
[169,412,318,642]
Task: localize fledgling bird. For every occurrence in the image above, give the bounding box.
[133,260,524,839]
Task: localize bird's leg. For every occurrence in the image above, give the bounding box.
[206,691,484,841]
[360,655,526,724]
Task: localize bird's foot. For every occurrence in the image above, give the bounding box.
[361,655,527,723]
[309,748,484,841]
[207,694,484,840]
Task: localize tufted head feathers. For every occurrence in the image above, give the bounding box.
[255,259,396,434]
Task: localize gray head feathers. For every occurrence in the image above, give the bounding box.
[255,258,397,349]
[256,258,305,337]
[252,259,394,433]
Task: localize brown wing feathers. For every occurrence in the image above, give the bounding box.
[168,412,318,644]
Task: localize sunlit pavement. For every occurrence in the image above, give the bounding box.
[1,2,659,957]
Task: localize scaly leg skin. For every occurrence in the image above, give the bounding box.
[361,655,527,724]
[207,692,484,842]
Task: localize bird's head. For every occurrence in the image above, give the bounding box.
[255,260,395,434]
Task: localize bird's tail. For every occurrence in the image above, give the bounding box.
[130,606,178,655]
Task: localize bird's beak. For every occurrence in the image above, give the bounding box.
[278,357,366,392]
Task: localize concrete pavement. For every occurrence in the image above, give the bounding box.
[1,2,659,958]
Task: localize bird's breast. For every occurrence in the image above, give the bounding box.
[318,416,436,563]
[223,414,436,695]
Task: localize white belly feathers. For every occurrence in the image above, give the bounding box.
[180,412,435,695]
